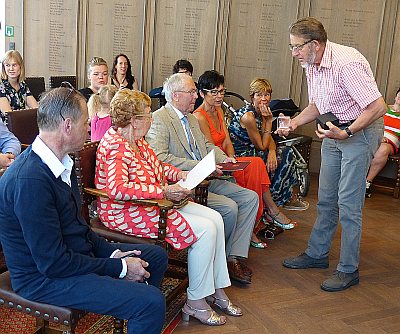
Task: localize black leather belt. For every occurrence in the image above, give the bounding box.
[338,119,356,129]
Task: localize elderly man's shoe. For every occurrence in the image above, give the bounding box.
[321,270,359,292]
[227,260,251,284]
[238,260,252,276]
[283,252,329,269]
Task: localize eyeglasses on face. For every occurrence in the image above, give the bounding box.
[175,89,198,96]
[254,92,271,99]
[289,39,313,52]
[203,88,227,97]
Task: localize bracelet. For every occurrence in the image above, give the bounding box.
[263,129,271,134]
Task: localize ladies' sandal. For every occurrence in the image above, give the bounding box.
[265,211,297,230]
[207,296,243,317]
[250,240,268,249]
[182,303,226,326]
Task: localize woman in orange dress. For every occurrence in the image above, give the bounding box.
[194,71,296,248]
[95,89,241,327]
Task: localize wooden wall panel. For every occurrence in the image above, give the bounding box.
[223,0,300,101]
[150,0,219,87]
[23,0,78,79]
[85,0,146,89]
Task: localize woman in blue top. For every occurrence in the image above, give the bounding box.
[228,78,308,218]
[0,50,38,117]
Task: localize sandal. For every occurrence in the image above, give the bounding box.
[182,303,226,326]
[206,296,243,317]
[265,211,297,230]
[250,240,268,249]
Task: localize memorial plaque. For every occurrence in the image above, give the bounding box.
[310,0,385,74]
[86,0,146,88]
[24,0,78,77]
[224,0,299,101]
[151,0,219,87]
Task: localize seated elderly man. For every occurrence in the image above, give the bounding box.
[0,87,168,334]
[0,118,20,170]
[146,73,259,284]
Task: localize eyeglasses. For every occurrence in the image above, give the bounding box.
[135,113,152,121]
[203,88,227,97]
[253,92,271,99]
[289,39,313,52]
[176,89,198,96]
[178,69,192,76]
[59,81,76,121]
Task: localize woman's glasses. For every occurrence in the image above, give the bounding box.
[203,88,227,96]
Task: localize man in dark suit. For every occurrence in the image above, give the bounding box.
[0,87,168,334]
[146,73,259,285]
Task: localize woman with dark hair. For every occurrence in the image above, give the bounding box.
[194,70,297,248]
[111,54,139,91]
[0,50,38,115]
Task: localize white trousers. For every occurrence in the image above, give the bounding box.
[178,202,231,300]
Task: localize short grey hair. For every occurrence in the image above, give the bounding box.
[289,17,327,44]
[163,73,192,103]
[37,87,85,131]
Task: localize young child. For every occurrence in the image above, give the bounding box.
[88,85,118,141]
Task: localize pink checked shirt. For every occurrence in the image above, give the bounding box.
[306,40,382,123]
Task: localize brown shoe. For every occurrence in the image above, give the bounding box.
[227,260,251,284]
[238,260,252,276]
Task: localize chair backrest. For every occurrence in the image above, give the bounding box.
[49,75,77,89]
[5,108,39,146]
[74,141,99,221]
[24,77,45,100]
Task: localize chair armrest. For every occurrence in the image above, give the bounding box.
[83,187,188,209]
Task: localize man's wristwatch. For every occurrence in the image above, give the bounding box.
[344,127,353,138]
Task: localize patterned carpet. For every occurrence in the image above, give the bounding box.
[0,277,185,334]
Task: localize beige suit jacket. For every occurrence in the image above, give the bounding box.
[146,103,227,171]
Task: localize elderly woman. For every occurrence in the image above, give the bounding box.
[194,71,295,248]
[95,89,241,326]
[111,54,139,91]
[228,78,309,220]
[79,57,109,101]
[0,50,38,116]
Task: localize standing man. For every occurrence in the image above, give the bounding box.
[0,87,168,334]
[280,17,386,292]
[146,73,259,285]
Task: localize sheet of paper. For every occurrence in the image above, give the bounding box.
[177,150,216,190]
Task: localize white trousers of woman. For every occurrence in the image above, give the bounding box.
[177,202,231,300]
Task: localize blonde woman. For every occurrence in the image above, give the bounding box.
[88,85,118,141]
[78,57,109,101]
[0,50,38,115]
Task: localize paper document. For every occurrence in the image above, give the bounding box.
[178,150,216,190]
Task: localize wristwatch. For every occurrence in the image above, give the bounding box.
[344,127,353,138]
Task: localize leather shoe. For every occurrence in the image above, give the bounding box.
[238,260,252,276]
[321,270,359,292]
[227,260,251,284]
[283,252,329,269]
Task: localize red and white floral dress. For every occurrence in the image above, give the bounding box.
[95,128,196,250]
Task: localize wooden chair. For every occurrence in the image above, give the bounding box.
[25,77,46,100]
[73,141,208,306]
[373,153,400,198]
[49,76,77,89]
[0,271,86,334]
[5,108,39,149]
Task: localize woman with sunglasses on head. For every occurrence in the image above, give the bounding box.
[79,57,109,101]
[0,50,38,117]
[194,71,296,248]
[111,54,139,91]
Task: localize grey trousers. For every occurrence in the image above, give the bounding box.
[306,119,383,273]
[207,178,258,258]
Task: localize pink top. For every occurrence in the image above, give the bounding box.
[306,40,381,122]
[91,114,112,141]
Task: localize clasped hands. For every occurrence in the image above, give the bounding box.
[114,250,150,283]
